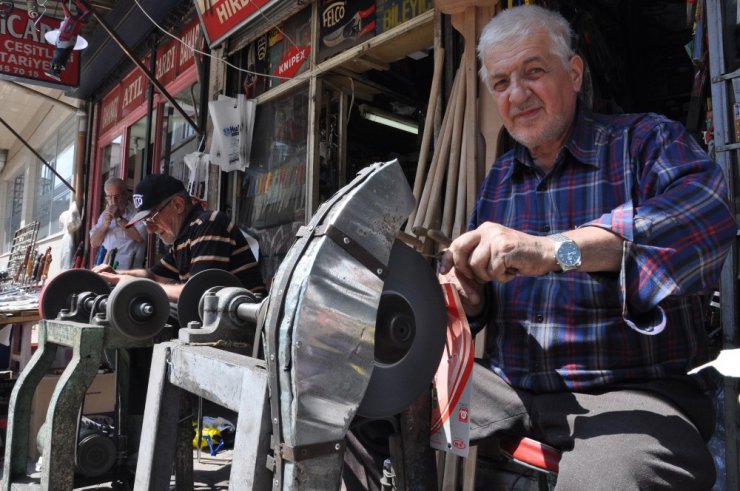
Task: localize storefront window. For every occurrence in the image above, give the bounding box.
[3,173,24,251]
[236,90,308,284]
[36,118,75,239]
[127,112,157,189]
[100,135,123,212]
[160,82,200,182]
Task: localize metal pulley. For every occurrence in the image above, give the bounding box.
[177,269,264,344]
[177,269,243,327]
[106,278,169,340]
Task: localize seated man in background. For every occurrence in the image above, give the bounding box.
[94,173,265,301]
[438,5,736,490]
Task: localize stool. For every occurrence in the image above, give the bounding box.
[499,435,561,491]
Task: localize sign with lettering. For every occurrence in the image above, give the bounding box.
[156,40,178,87]
[376,0,433,34]
[0,8,81,88]
[119,61,148,119]
[177,19,200,73]
[99,85,122,135]
[273,45,310,79]
[195,0,275,48]
[318,0,376,62]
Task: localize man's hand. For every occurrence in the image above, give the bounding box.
[91,263,115,274]
[439,222,553,285]
[94,270,121,285]
[438,267,485,318]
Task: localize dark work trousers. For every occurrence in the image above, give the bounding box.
[470,361,716,491]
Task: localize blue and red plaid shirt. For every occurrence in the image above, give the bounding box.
[471,106,737,392]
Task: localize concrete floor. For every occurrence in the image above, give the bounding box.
[75,448,234,490]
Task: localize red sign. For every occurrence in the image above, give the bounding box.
[156,40,178,86]
[273,45,310,79]
[177,19,200,73]
[119,62,148,119]
[0,8,80,87]
[99,85,122,135]
[195,0,273,47]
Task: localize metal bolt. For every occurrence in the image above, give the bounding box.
[274,479,279,487]
[343,237,351,244]
[273,418,278,424]
[335,443,341,450]
[295,341,302,349]
[270,354,275,361]
[377,268,383,276]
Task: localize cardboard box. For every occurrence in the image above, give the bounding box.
[28,372,116,460]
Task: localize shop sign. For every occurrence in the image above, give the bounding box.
[318,0,376,63]
[156,39,178,87]
[177,19,200,73]
[376,0,434,34]
[273,45,310,79]
[119,61,148,119]
[0,8,80,88]
[195,0,275,48]
[99,85,122,135]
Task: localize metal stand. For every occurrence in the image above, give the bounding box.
[133,342,272,491]
[1,276,170,491]
[2,320,105,490]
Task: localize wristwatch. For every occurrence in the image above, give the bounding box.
[549,233,581,272]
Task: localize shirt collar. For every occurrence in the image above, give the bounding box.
[508,103,601,175]
[174,203,201,243]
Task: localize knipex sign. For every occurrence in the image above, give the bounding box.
[0,8,80,88]
[195,0,277,47]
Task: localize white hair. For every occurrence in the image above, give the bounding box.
[477,5,575,92]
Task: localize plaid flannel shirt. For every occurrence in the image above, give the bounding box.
[472,106,737,392]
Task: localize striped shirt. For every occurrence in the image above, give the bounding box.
[472,106,737,392]
[150,205,265,294]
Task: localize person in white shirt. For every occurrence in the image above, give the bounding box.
[89,177,147,270]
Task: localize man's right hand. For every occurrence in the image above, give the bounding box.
[91,264,115,274]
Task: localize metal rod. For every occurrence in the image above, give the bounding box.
[89,9,201,135]
[1,81,79,112]
[0,115,75,193]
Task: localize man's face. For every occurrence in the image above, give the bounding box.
[481,31,583,159]
[144,197,181,246]
[104,184,127,212]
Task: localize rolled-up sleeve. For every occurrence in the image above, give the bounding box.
[585,118,737,333]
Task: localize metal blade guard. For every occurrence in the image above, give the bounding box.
[263,160,415,486]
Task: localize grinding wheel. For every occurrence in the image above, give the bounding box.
[177,269,242,327]
[107,278,169,340]
[38,269,111,319]
[357,241,446,418]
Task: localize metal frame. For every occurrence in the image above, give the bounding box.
[706,1,740,490]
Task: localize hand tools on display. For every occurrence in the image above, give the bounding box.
[30,253,43,281]
[134,160,447,490]
[94,245,107,266]
[73,242,85,269]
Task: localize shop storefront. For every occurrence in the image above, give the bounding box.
[87,17,202,268]
[199,0,435,282]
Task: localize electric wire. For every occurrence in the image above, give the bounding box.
[131,0,292,81]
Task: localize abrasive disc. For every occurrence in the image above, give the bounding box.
[39,269,110,319]
[357,241,446,418]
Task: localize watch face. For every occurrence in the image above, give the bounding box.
[557,241,581,267]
